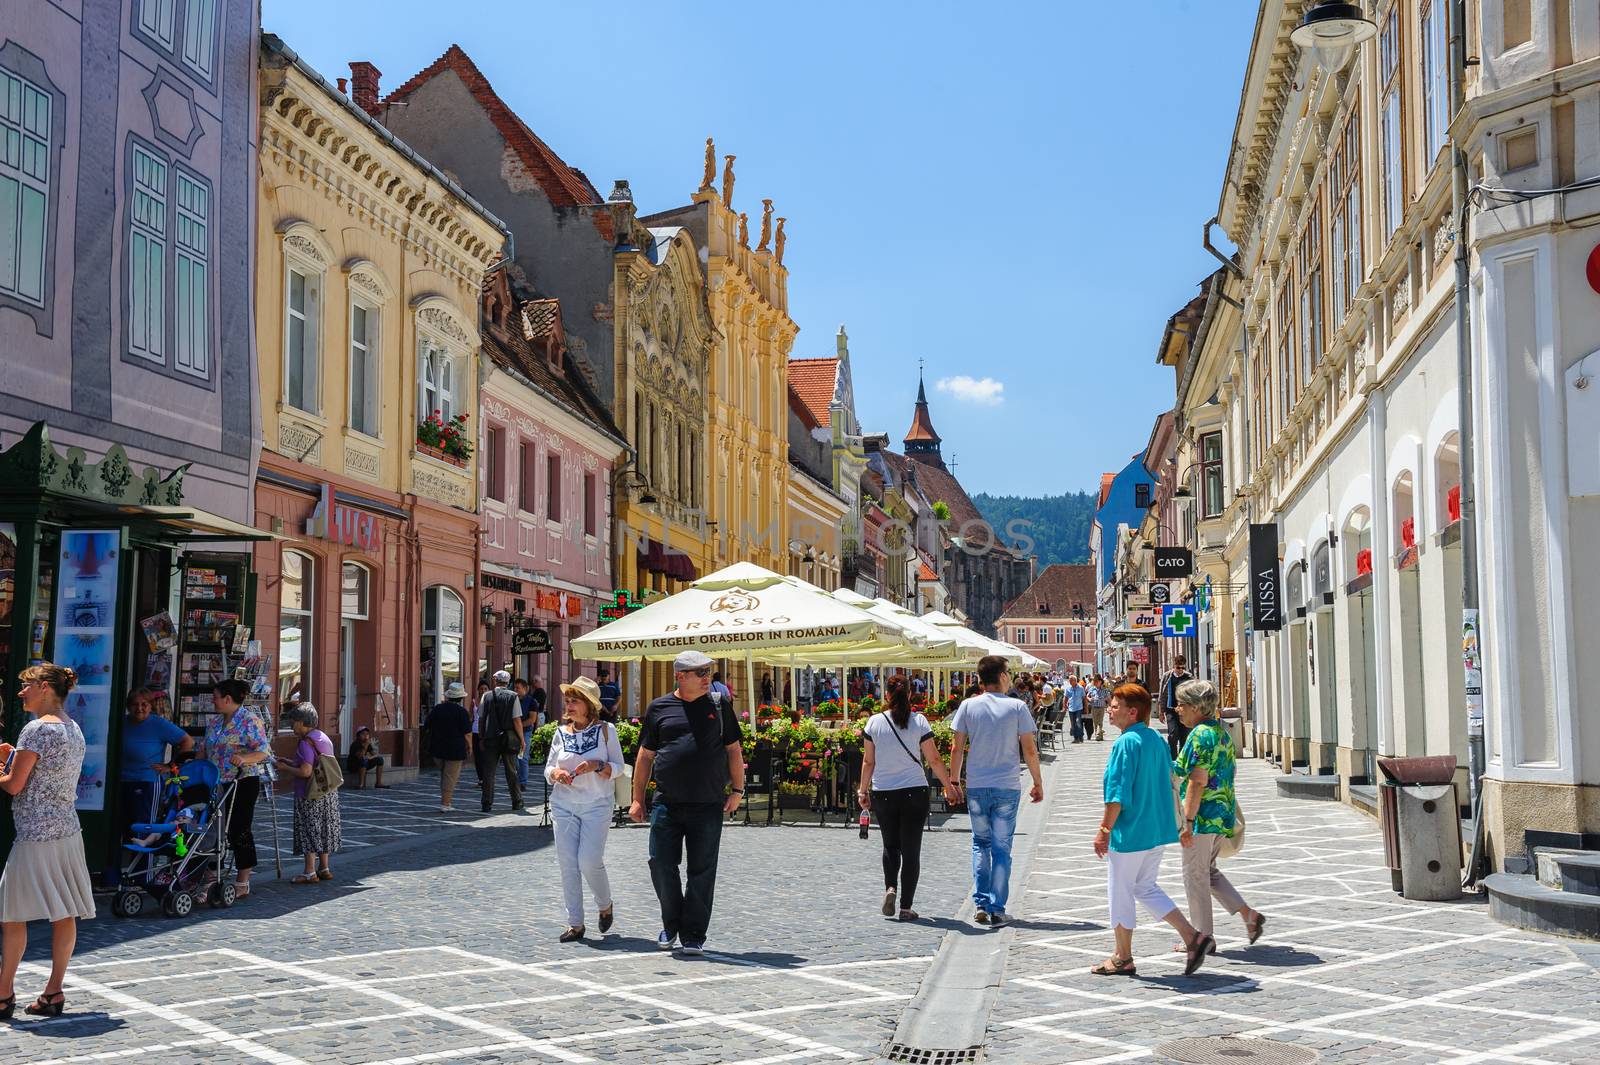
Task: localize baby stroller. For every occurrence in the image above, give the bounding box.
[112,759,240,918]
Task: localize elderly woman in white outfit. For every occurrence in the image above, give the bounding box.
[545,676,624,942]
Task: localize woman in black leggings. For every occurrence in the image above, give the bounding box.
[857,677,963,921]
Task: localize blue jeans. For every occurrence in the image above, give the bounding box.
[1068,709,1084,741]
[516,746,530,788]
[966,787,1021,914]
[648,801,724,946]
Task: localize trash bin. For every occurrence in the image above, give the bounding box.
[1219,709,1245,755]
[1378,756,1462,901]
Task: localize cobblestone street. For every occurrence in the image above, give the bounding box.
[2,742,1597,1064]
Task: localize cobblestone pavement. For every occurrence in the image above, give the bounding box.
[1,764,995,1065]
[5,738,1597,1064]
[982,731,1600,1065]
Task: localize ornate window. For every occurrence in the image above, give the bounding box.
[546,453,562,522]
[420,586,464,711]
[414,300,473,430]
[1296,201,1323,391]
[419,337,454,422]
[128,144,168,363]
[284,258,321,413]
[1274,281,1293,432]
[133,0,220,85]
[519,440,537,514]
[1330,108,1362,319]
[1422,1,1449,166]
[341,561,370,620]
[1200,431,1225,520]
[348,299,378,435]
[0,63,51,311]
[1380,8,1405,240]
[485,426,505,501]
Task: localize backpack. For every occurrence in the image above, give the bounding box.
[482,689,523,756]
[303,730,344,802]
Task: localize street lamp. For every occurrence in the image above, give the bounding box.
[1291,1,1377,74]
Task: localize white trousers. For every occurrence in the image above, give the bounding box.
[552,794,614,928]
[1106,846,1176,930]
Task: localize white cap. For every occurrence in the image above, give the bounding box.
[673,650,714,671]
[493,669,512,684]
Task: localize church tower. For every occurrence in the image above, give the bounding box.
[903,370,945,470]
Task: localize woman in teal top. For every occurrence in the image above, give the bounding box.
[1174,679,1265,947]
[1092,683,1214,978]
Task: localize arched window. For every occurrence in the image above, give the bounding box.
[1435,431,1462,528]
[421,585,464,711]
[420,339,455,421]
[278,550,314,727]
[1392,472,1417,563]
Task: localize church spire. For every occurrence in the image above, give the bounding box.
[904,364,944,468]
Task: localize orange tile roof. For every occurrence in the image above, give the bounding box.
[385,45,603,211]
[1000,564,1097,621]
[788,358,838,428]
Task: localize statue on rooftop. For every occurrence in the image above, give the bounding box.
[700,138,715,192]
[722,155,736,207]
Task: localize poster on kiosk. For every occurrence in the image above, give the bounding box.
[52,529,122,812]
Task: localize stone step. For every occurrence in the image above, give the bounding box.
[1275,773,1340,801]
[1486,872,1600,941]
[1533,847,1600,896]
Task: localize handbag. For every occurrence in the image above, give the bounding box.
[1219,804,1246,859]
[609,724,634,806]
[304,731,344,802]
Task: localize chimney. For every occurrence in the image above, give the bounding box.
[336,77,348,95]
[349,61,381,116]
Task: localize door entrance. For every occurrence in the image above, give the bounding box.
[340,618,355,743]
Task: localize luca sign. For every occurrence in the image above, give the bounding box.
[1249,523,1283,632]
[1153,547,1192,577]
[306,484,380,553]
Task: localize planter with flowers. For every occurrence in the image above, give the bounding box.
[416,411,473,467]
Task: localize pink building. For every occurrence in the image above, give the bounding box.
[477,270,626,685]
[997,564,1099,675]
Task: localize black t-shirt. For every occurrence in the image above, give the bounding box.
[640,691,740,805]
[423,700,472,761]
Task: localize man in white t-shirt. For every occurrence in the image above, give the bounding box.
[950,654,1044,926]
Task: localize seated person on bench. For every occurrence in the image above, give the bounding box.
[346,727,386,789]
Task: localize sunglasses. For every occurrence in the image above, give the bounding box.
[684,667,712,678]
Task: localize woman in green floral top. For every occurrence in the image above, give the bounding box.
[1173,679,1265,949]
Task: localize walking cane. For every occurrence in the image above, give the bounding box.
[268,780,283,880]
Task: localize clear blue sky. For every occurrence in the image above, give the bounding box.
[263,0,1257,497]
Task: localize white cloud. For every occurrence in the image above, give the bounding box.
[935,375,1005,406]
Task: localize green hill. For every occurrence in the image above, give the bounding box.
[972,492,1096,567]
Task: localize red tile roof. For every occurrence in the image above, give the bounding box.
[481,274,619,440]
[1000,564,1097,621]
[788,382,821,430]
[385,45,603,210]
[904,377,940,444]
[788,358,838,428]
[1097,472,1115,508]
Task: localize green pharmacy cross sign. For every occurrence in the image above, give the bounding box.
[1162,604,1197,639]
[599,589,644,623]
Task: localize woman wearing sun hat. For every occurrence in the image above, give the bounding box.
[545,675,624,942]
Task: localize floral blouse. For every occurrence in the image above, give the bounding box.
[203,707,277,785]
[1175,720,1237,837]
[11,718,86,842]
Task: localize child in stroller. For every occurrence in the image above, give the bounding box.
[112,759,240,918]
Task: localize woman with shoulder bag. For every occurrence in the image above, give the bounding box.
[858,676,962,922]
[276,703,342,884]
[544,676,623,942]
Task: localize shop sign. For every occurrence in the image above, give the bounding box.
[1149,582,1171,606]
[1249,523,1283,632]
[1120,608,1162,634]
[1129,645,1150,664]
[600,589,643,622]
[483,573,523,594]
[534,589,582,617]
[512,627,553,655]
[1153,547,1192,577]
[306,484,380,553]
[54,529,120,812]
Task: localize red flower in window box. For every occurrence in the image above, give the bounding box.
[1447,484,1461,523]
[1356,548,1373,575]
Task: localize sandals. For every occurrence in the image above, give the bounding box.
[559,926,585,943]
[317,869,334,881]
[25,991,65,1017]
[291,873,320,885]
[897,909,919,921]
[598,907,614,934]
[881,889,897,917]
[1091,957,1137,976]
[1246,912,1266,944]
[1184,933,1216,976]
[0,993,14,1021]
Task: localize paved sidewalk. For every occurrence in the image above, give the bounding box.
[980,731,1600,1064]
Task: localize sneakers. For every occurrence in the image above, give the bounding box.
[657,930,677,951]
[974,911,991,924]
[679,942,705,956]
[989,912,1010,927]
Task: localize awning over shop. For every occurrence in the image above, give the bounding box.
[638,540,699,581]
[131,504,282,542]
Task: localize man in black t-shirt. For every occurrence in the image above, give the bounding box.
[630,649,745,956]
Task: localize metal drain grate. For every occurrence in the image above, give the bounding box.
[1153,1035,1319,1064]
[883,1044,984,1064]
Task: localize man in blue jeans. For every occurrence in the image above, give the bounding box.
[950,654,1044,926]
[629,650,745,956]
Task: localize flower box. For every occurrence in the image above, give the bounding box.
[416,442,467,469]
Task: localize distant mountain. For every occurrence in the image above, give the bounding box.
[972,492,1096,567]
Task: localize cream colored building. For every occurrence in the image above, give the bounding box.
[254,36,505,754]
[1207,0,1600,866]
